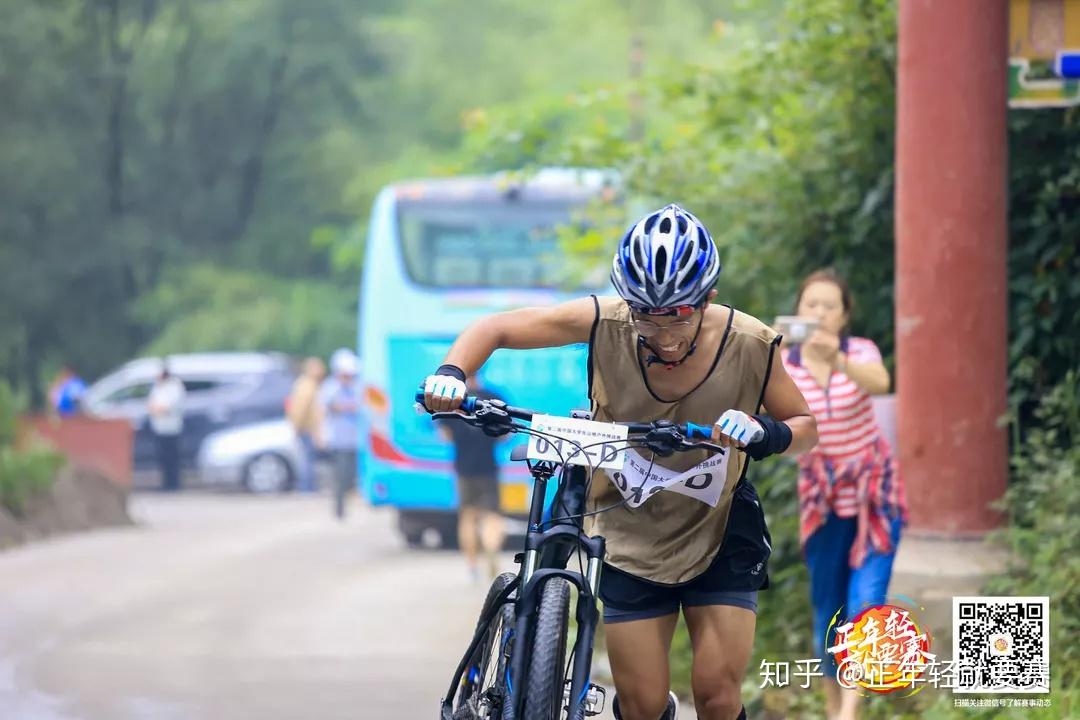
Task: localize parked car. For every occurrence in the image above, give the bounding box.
[82,353,296,472]
[197,419,302,493]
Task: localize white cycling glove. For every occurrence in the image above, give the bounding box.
[423,373,467,412]
[715,409,764,446]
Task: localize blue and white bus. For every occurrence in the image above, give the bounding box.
[358,169,615,546]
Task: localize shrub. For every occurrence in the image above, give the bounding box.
[0,381,62,517]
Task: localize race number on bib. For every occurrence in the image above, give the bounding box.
[526,414,628,471]
[609,448,729,508]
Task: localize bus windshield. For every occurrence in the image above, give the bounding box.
[397,200,585,289]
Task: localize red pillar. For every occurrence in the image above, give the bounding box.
[895,0,1009,535]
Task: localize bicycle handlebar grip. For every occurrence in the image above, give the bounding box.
[685,422,713,440]
[413,387,477,413]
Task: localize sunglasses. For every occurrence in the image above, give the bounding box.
[632,316,697,337]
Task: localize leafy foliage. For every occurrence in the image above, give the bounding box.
[1006,109,1080,422]
[0,382,63,517]
[0,0,749,403]
[133,265,357,361]
[462,0,899,357]
[990,373,1080,698]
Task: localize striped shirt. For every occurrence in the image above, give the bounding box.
[784,336,907,568]
[785,337,883,517]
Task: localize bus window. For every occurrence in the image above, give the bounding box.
[398,202,580,289]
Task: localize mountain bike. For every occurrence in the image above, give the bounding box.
[415,390,723,720]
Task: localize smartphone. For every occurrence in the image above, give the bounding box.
[774,315,819,345]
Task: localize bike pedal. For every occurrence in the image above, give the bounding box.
[562,680,606,716]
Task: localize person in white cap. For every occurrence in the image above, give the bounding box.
[321,348,363,519]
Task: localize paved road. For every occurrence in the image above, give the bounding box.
[0,493,676,720]
[0,494,505,719]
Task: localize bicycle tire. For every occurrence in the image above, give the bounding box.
[454,572,517,720]
[522,578,571,720]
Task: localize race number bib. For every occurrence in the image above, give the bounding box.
[609,448,729,508]
[526,415,628,471]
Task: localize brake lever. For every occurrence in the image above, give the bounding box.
[681,440,727,455]
[430,409,516,438]
[641,427,681,457]
[431,410,472,422]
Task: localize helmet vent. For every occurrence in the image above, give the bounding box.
[659,217,672,234]
[677,245,695,272]
[697,227,709,251]
[677,216,688,234]
[632,236,646,272]
[643,213,659,235]
[654,247,668,283]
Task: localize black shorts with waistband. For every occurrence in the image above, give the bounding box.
[598,478,773,623]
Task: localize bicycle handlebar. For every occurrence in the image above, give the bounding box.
[414,388,718,453]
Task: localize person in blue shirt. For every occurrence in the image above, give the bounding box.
[48,366,86,417]
[320,348,365,519]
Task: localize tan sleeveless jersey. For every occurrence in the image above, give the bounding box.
[584,296,779,584]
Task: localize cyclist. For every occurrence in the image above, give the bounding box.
[423,204,818,720]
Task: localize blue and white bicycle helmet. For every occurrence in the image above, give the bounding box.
[611,204,721,311]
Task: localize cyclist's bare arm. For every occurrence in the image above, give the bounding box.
[761,352,818,455]
[441,297,597,376]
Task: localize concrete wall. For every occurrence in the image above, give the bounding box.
[24,416,134,489]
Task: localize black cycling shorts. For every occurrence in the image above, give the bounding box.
[599,479,773,623]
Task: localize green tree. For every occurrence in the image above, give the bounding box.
[133,264,356,361]
[0,0,383,399]
[0,0,746,401]
[461,0,898,349]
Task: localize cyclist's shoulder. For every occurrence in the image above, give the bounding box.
[591,294,629,321]
[723,306,780,346]
[591,294,624,313]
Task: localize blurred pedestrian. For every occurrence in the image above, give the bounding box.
[438,374,506,582]
[148,360,186,492]
[320,348,363,519]
[48,365,86,417]
[782,269,908,720]
[286,357,326,493]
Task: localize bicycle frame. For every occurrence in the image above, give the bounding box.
[427,391,719,720]
[440,459,604,720]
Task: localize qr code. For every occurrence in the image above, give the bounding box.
[953,596,1050,693]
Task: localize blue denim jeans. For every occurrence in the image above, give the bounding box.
[297,433,317,492]
[804,512,903,677]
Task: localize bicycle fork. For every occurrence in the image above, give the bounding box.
[507,529,606,719]
[566,556,605,719]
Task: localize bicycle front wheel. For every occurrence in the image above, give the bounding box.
[522,578,571,720]
[454,572,517,720]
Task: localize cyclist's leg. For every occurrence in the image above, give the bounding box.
[601,563,681,719]
[679,480,772,719]
[682,601,756,720]
[604,612,680,720]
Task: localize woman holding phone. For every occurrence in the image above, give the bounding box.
[782,269,907,720]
